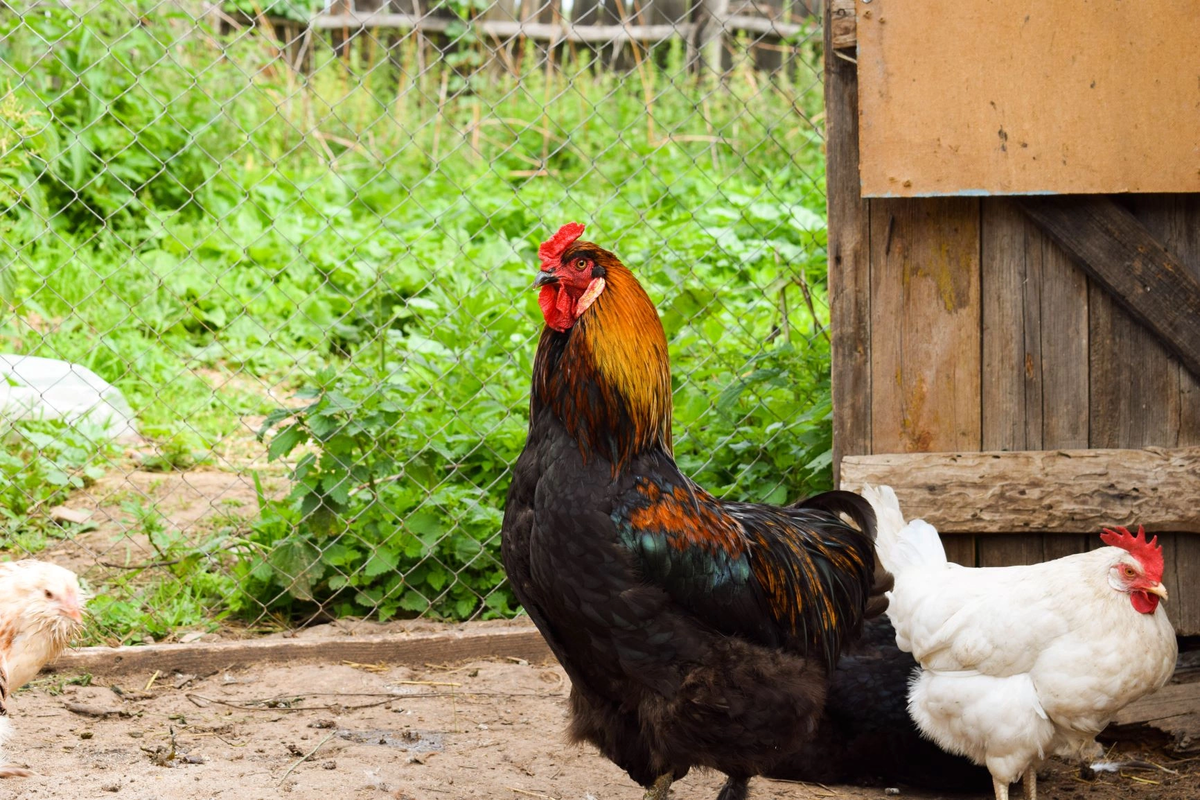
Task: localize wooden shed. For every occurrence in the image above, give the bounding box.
[823,1,1200,632]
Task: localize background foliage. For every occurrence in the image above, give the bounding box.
[0,2,830,642]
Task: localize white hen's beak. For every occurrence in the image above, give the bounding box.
[1146,582,1169,601]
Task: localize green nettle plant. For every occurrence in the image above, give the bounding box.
[243,366,516,621]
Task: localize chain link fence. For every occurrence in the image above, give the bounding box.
[0,0,831,645]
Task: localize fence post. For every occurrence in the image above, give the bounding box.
[696,0,728,80]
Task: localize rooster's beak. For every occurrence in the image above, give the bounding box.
[1147,583,1169,601]
[532,270,558,289]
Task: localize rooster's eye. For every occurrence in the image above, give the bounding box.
[1123,566,1137,578]
[575,258,589,271]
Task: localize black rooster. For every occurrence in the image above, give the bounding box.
[501,224,890,800]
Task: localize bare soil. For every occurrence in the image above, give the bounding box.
[6,657,1197,800]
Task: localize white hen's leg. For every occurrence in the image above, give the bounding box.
[1023,769,1036,800]
[992,777,1009,800]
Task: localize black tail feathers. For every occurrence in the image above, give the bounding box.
[795,489,892,620]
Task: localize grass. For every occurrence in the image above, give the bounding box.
[0,2,832,641]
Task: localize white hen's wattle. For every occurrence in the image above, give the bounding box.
[863,485,1176,800]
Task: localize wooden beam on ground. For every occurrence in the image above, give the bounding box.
[840,446,1200,535]
[46,626,553,678]
[1019,196,1200,381]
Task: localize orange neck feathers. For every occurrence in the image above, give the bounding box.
[533,256,672,471]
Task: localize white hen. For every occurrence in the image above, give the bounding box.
[863,485,1176,800]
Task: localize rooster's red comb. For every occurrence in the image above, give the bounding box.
[1100,525,1164,582]
[539,223,586,269]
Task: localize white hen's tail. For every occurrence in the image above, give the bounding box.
[860,484,947,577]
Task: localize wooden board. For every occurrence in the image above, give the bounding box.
[47,627,554,678]
[1114,681,1200,728]
[855,0,1200,197]
[840,447,1200,536]
[1129,195,1200,633]
[978,199,1044,566]
[868,197,980,565]
[977,199,1092,565]
[826,0,871,486]
[1019,197,1200,382]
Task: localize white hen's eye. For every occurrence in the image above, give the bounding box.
[1122,565,1137,579]
[44,588,53,599]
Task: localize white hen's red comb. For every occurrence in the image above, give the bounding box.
[1100,525,1164,582]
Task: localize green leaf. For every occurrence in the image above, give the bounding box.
[267,423,308,461]
[363,547,399,578]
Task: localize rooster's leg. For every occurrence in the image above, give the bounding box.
[1023,768,1036,800]
[992,777,1009,800]
[643,773,673,800]
[716,775,749,800]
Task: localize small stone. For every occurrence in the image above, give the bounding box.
[80,731,94,740]
[101,783,120,792]
[884,789,900,796]
[322,760,336,770]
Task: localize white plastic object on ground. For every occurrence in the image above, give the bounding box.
[0,354,138,441]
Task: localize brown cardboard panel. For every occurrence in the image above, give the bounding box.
[856,0,1200,197]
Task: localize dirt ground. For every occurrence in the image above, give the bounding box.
[5,655,1198,800]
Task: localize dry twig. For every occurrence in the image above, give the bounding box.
[277,732,337,786]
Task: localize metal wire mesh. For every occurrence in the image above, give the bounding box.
[0,0,830,644]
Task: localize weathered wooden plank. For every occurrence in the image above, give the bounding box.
[826,0,871,487]
[840,447,1200,535]
[1113,682,1200,727]
[1131,194,1200,633]
[313,13,692,41]
[1019,196,1200,382]
[1081,195,1184,626]
[869,197,981,565]
[1032,217,1092,561]
[310,12,805,39]
[46,627,554,678]
[978,199,1043,567]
